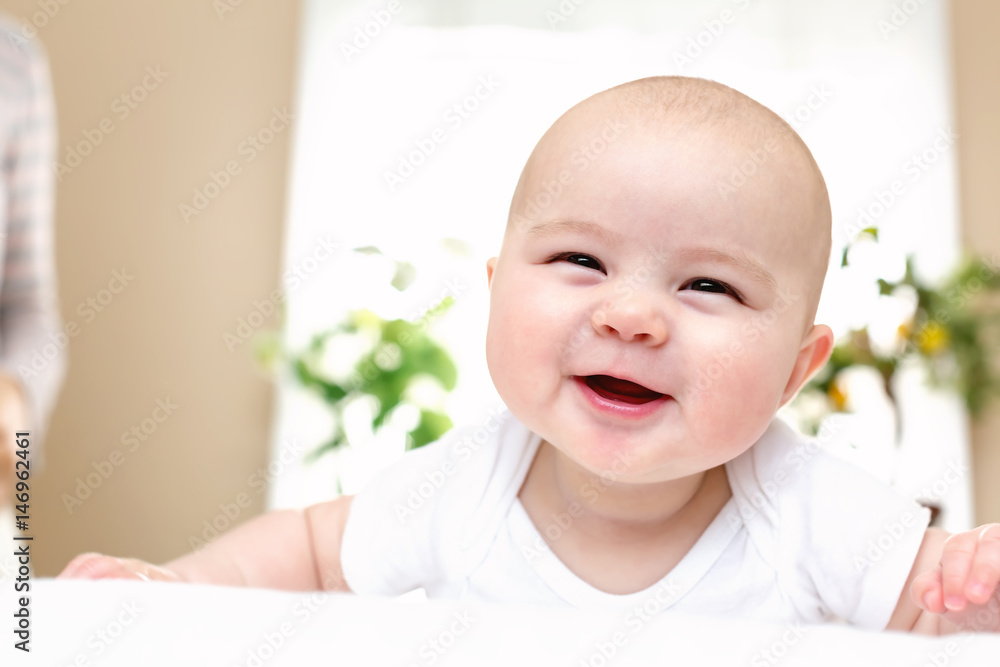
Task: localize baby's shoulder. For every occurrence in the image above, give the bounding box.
[342,408,536,588]
[727,415,854,495]
[724,414,885,536]
[352,407,536,539]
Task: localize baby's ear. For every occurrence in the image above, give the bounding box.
[779,324,834,407]
[486,257,497,290]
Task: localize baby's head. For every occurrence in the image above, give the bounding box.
[484,76,835,484]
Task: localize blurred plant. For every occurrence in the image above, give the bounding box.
[258,245,459,464]
[795,228,1000,439]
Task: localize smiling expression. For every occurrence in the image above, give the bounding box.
[485,79,833,485]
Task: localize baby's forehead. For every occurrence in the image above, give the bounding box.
[534,102,815,219]
[510,78,832,315]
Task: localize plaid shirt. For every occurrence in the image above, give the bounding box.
[0,15,65,463]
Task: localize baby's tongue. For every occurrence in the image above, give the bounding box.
[585,375,663,404]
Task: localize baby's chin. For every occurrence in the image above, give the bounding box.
[537,428,703,484]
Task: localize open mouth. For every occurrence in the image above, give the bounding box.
[582,375,665,405]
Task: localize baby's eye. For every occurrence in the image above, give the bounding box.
[549,252,606,274]
[684,278,744,302]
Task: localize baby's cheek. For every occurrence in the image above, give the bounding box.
[688,356,785,443]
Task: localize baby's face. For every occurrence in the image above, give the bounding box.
[485,105,831,484]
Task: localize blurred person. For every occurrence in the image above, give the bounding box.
[0,15,67,511]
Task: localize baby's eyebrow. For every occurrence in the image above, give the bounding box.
[525,219,625,248]
[680,247,777,290]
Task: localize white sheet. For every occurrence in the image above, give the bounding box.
[4,579,999,665]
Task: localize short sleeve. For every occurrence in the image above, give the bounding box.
[728,418,931,630]
[340,410,536,596]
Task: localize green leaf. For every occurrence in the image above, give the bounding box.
[441,238,472,256]
[293,359,349,402]
[391,261,417,291]
[305,425,347,463]
[407,409,454,450]
[409,341,458,390]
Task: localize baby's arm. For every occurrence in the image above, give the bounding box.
[886,524,1000,634]
[58,496,354,592]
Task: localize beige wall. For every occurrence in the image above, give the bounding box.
[951,0,1000,524]
[0,0,301,575]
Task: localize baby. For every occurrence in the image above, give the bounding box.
[60,76,1000,635]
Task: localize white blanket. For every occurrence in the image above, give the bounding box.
[5,579,1000,665]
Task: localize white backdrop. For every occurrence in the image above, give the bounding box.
[267,0,971,531]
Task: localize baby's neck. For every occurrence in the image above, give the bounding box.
[530,440,727,530]
[517,441,733,594]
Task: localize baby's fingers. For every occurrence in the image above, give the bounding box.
[964,524,1000,605]
[911,564,945,614]
[940,532,979,612]
[57,552,177,582]
[58,552,113,579]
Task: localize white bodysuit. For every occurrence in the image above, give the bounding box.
[341,411,930,630]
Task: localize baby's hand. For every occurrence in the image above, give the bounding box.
[57,552,184,583]
[911,524,1000,632]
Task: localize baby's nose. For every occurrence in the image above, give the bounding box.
[591,297,668,345]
